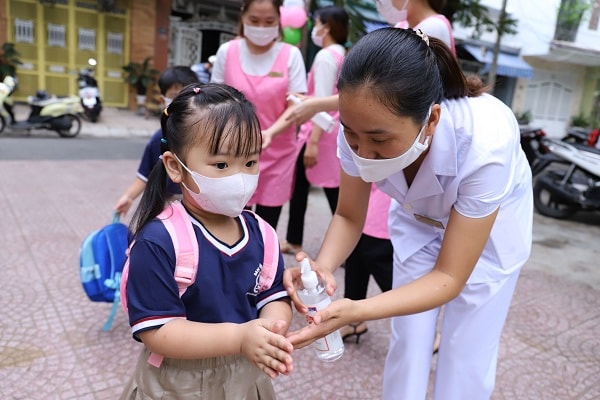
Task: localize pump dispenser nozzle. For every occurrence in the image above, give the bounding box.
[300,258,319,292]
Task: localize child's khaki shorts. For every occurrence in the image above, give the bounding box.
[120,347,276,399]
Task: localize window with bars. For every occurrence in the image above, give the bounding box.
[48,24,66,47]
[79,28,96,51]
[15,18,34,44]
[107,32,123,54]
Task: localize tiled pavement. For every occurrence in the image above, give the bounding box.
[0,107,599,399]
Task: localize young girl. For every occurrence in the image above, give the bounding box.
[120,83,293,400]
[285,28,532,400]
[211,0,307,230]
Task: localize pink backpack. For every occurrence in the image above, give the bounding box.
[120,201,280,367]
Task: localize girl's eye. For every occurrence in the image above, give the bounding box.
[245,160,258,168]
[215,162,228,170]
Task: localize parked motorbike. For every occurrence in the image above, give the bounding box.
[562,126,593,145]
[533,137,600,219]
[0,76,83,138]
[519,125,549,167]
[78,58,102,122]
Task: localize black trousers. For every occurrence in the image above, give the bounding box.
[286,144,339,245]
[254,204,282,230]
[344,233,393,300]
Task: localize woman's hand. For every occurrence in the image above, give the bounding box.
[286,298,356,349]
[303,142,319,168]
[283,252,338,314]
[261,130,273,150]
[286,95,319,126]
[239,319,294,378]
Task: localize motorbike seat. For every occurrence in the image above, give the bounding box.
[28,95,60,107]
[571,141,600,155]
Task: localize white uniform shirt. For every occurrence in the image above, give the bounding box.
[415,16,452,49]
[211,40,307,94]
[338,94,533,283]
[311,44,345,97]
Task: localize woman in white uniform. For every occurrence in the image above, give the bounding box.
[285,27,533,400]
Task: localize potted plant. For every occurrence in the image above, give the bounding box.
[122,57,160,106]
[0,42,22,79]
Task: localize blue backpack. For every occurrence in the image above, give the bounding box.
[79,212,130,330]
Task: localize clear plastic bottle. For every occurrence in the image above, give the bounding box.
[287,94,336,133]
[296,258,345,362]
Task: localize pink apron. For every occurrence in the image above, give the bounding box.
[299,47,344,188]
[224,39,297,207]
[363,184,391,240]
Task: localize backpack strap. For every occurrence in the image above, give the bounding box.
[145,201,199,368]
[248,211,280,292]
[158,202,199,297]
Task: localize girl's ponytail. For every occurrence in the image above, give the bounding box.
[130,108,171,236]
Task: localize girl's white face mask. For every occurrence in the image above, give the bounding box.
[174,154,259,218]
[243,24,279,47]
[349,106,431,183]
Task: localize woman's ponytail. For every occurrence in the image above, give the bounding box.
[428,36,489,99]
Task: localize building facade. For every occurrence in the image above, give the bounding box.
[0,0,171,108]
[453,0,600,137]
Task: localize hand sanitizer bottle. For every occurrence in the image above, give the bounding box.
[287,94,336,133]
[296,258,345,362]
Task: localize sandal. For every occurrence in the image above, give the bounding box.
[340,322,369,344]
[280,240,302,255]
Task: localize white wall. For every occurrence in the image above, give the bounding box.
[452,0,561,56]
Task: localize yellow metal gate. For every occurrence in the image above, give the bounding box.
[6,0,130,107]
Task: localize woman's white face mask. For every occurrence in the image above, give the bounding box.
[244,24,279,47]
[376,0,409,26]
[349,106,431,182]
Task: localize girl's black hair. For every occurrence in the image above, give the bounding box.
[131,83,262,236]
[338,27,486,124]
[314,6,349,46]
[428,0,447,13]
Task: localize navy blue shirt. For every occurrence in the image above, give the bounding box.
[126,209,288,341]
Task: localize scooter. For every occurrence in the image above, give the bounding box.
[519,125,549,167]
[533,137,600,219]
[0,75,83,138]
[562,126,592,145]
[78,58,102,122]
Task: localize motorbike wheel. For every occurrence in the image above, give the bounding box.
[55,114,82,138]
[533,177,579,219]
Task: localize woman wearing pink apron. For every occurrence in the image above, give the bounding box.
[211,0,307,229]
[281,6,348,254]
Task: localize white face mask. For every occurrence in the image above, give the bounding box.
[311,26,325,48]
[174,154,259,218]
[376,0,409,26]
[349,107,431,182]
[243,24,279,47]
[162,96,173,108]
